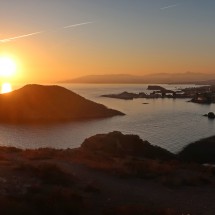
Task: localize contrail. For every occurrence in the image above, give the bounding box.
[0,31,44,43]
[63,21,94,29]
[160,4,178,10]
[0,21,93,43]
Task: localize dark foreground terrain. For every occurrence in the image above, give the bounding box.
[0,132,215,215]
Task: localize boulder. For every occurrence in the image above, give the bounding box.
[208,112,215,119]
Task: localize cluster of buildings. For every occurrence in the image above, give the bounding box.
[181,86,215,104]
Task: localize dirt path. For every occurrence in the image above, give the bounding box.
[57,160,215,215]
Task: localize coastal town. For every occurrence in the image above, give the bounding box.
[101,85,215,104]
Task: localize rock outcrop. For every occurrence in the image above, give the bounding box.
[203,112,215,119]
[81,131,175,160]
[0,85,124,123]
[102,91,136,100]
[207,112,215,119]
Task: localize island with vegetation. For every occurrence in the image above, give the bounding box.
[0,84,124,123]
[0,131,215,214]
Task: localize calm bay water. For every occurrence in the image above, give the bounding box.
[0,83,214,153]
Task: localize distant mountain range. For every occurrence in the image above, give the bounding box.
[61,72,215,84]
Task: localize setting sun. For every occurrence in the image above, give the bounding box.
[1,82,12,94]
[0,57,16,77]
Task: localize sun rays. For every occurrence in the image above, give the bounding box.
[0,56,17,94]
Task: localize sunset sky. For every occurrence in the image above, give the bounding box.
[0,0,215,83]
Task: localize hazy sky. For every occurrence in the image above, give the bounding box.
[0,0,215,82]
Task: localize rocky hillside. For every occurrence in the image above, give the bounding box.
[0,132,214,214]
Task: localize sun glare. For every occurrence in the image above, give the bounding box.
[1,83,12,94]
[0,57,16,77]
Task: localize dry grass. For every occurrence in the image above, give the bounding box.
[0,186,83,215]
[15,162,74,186]
[103,204,179,215]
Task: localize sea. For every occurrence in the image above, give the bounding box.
[0,83,214,153]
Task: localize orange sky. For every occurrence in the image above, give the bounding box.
[0,1,215,83]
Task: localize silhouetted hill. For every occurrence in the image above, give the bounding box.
[61,72,215,84]
[179,136,215,163]
[143,72,215,84]
[0,85,124,123]
[61,74,144,84]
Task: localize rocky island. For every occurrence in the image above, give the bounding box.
[0,131,215,214]
[0,84,124,123]
[203,112,215,119]
[147,85,168,91]
[101,91,148,100]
